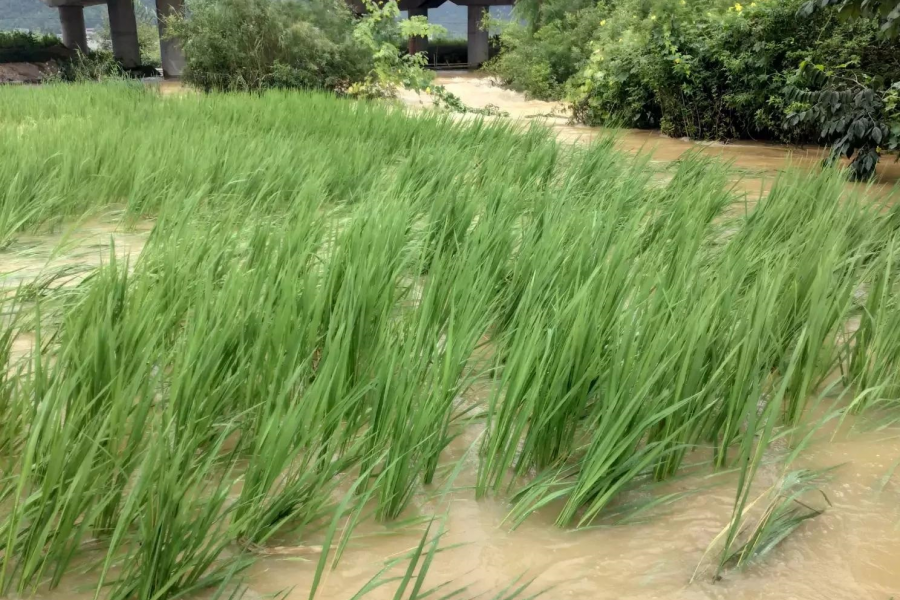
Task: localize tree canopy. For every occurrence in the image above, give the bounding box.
[800,0,900,35]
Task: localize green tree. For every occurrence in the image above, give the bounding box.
[788,0,900,179]
[347,0,445,97]
[800,0,900,34]
[168,0,372,92]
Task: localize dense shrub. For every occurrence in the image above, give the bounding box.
[490,0,900,176]
[486,0,604,100]
[0,31,68,63]
[169,0,372,92]
[784,3,900,179]
[570,0,899,140]
[54,51,129,82]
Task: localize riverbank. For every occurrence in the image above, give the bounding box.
[401,72,900,201]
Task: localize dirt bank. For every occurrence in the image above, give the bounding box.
[0,61,57,84]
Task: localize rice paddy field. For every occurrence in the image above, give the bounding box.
[1,82,900,600]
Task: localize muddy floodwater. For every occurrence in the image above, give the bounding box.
[14,78,900,600]
[231,402,900,600]
[400,72,900,201]
[30,404,900,600]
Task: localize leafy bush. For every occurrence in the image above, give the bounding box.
[486,0,604,100]
[54,50,128,82]
[346,0,442,97]
[569,0,895,141]
[169,0,373,92]
[492,0,899,176]
[786,63,899,179]
[800,0,900,35]
[0,31,67,63]
[783,1,900,179]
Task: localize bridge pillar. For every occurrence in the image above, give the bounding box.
[467,5,489,69]
[407,8,429,57]
[59,6,88,54]
[156,0,186,77]
[107,0,141,68]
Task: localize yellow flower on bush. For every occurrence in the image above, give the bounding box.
[674,58,681,64]
[734,2,743,11]
[680,0,686,4]
[650,14,657,20]
[425,87,431,94]
[600,19,607,26]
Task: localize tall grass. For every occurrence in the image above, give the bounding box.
[0,83,898,598]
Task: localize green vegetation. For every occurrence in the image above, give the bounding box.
[168,0,371,92]
[721,468,831,571]
[1,83,899,596]
[52,50,131,82]
[426,37,469,66]
[0,30,145,84]
[346,0,443,97]
[0,30,65,63]
[800,0,900,34]
[488,0,900,178]
[167,0,442,95]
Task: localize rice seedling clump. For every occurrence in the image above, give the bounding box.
[1,83,899,597]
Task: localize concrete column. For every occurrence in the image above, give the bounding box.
[107,0,141,69]
[59,6,88,54]
[407,8,429,57]
[156,0,186,78]
[467,5,489,69]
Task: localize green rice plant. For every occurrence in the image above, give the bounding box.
[0,292,28,461]
[717,468,832,574]
[848,234,900,408]
[0,85,556,234]
[2,82,900,599]
[98,419,250,600]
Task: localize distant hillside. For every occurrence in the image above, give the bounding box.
[0,0,93,32]
[0,0,156,33]
[0,0,512,37]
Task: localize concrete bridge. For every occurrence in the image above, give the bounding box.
[44,0,511,78]
[42,0,185,76]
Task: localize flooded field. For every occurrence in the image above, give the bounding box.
[401,72,900,201]
[2,83,900,600]
[242,416,900,600]
[1,213,151,288]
